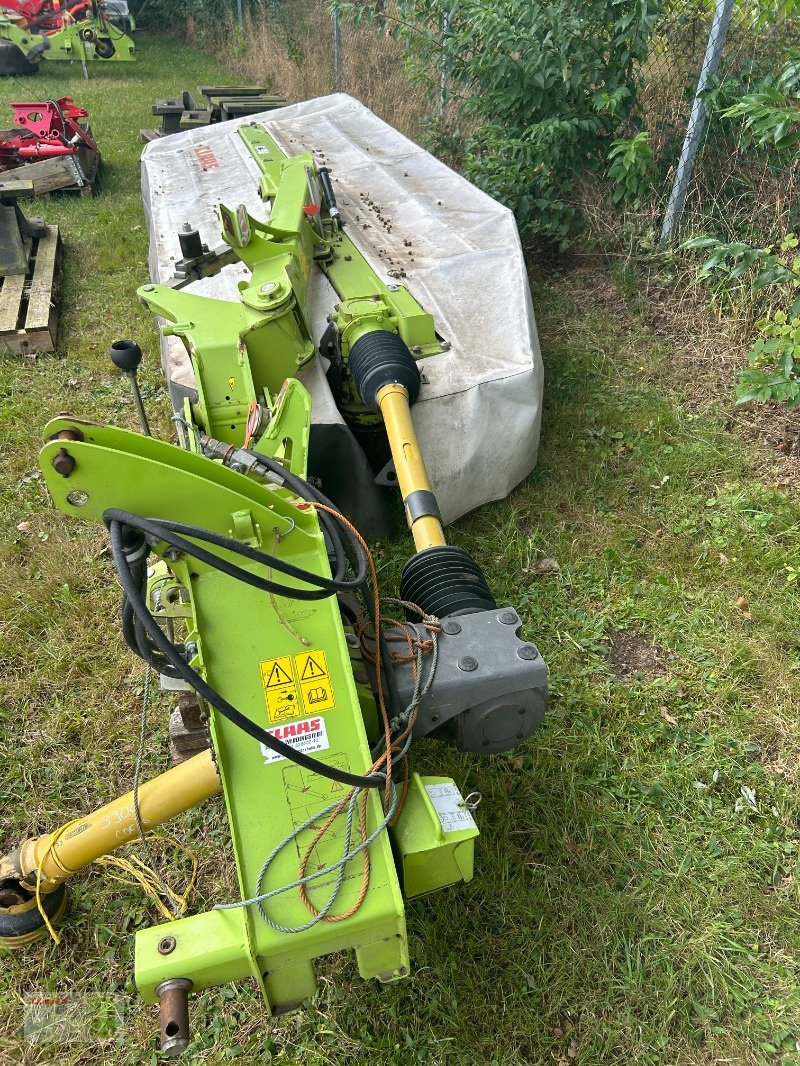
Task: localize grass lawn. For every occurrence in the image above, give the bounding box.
[1,29,799,1066]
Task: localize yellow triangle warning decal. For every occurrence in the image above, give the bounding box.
[300,654,327,681]
[265,661,293,687]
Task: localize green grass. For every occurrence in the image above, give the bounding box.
[1,32,799,1066]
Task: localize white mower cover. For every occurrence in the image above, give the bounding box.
[141,93,543,525]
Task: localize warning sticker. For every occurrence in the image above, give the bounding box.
[266,686,301,723]
[260,716,329,765]
[295,649,336,713]
[425,782,478,834]
[259,649,336,723]
[296,650,329,681]
[262,657,294,688]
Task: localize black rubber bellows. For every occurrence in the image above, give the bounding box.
[348,330,421,412]
[400,545,497,619]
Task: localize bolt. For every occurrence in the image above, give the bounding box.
[158,936,176,955]
[164,547,181,562]
[457,656,478,672]
[440,340,451,351]
[52,448,75,478]
[517,644,539,661]
[441,619,461,635]
[143,284,155,292]
[260,282,277,294]
[387,282,400,291]
[498,609,518,625]
[184,642,198,660]
[55,428,84,442]
[412,345,422,354]
[346,633,359,648]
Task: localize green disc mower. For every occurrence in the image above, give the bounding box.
[0,102,547,1055]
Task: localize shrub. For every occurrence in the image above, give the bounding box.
[338,0,663,248]
[737,311,800,407]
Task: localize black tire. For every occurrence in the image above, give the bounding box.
[0,40,38,76]
[0,884,67,941]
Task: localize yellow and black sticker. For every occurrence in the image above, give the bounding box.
[260,649,336,724]
[295,649,335,713]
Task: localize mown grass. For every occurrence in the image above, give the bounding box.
[1,30,799,1066]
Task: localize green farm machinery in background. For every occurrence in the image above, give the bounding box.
[0,0,135,75]
[0,119,547,1055]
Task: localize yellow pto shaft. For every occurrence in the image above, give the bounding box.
[376,382,446,552]
[2,749,221,893]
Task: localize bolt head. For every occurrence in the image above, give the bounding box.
[457,656,478,672]
[441,618,461,636]
[52,448,75,478]
[157,936,176,955]
[517,644,539,661]
[498,609,518,625]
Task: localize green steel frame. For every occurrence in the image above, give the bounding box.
[2,121,479,1024]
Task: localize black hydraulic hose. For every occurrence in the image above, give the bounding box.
[103,511,367,600]
[105,515,385,789]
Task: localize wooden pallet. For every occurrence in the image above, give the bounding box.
[0,225,62,355]
[0,132,100,196]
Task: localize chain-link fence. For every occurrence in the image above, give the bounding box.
[248,1,800,246]
[639,0,800,242]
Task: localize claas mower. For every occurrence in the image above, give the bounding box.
[0,0,134,74]
[0,119,547,1055]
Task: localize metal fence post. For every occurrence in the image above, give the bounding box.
[236,0,243,29]
[333,5,343,92]
[439,10,451,115]
[660,0,736,243]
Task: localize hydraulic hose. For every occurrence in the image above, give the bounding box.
[105,510,386,789]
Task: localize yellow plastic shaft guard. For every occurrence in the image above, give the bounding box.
[17,750,221,890]
[376,382,446,553]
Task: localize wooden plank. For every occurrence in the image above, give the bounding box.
[198,85,265,100]
[0,229,60,355]
[1,156,76,196]
[0,237,30,334]
[24,226,58,330]
[0,273,25,333]
[1,150,99,196]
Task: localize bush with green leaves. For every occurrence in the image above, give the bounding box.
[737,311,800,407]
[682,231,800,406]
[337,0,663,248]
[607,131,655,204]
[682,232,800,298]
